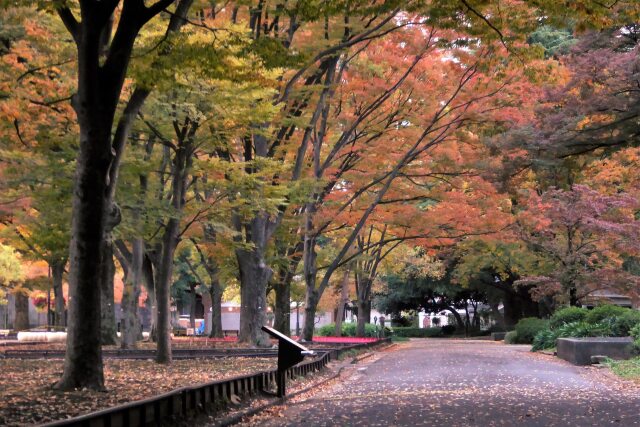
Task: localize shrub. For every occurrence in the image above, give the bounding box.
[632,324,640,341]
[532,328,558,351]
[514,318,549,344]
[631,324,640,354]
[584,305,629,325]
[608,310,640,337]
[556,321,612,338]
[504,330,518,344]
[441,325,456,336]
[318,323,337,336]
[392,327,442,338]
[317,322,378,337]
[549,306,588,329]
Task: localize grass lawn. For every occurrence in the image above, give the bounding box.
[605,357,640,382]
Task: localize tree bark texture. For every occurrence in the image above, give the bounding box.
[236,243,271,346]
[100,243,117,345]
[121,239,143,349]
[273,266,292,336]
[208,277,223,338]
[51,261,66,327]
[14,292,30,331]
[334,268,350,337]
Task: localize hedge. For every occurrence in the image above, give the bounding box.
[391,327,442,338]
[317,322,378,337]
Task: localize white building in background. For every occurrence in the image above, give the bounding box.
[417,310,451,328]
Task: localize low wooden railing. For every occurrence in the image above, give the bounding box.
[43,338,390,427]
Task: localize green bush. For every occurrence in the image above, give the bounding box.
[631,324,640,354]
[532,328,558,351]
[318,323,336,336]
[392,327,442,338]
[441,325,456,336]
[549,306,588,329]
[632,324,640,341]
[559,321,612,338]
[317,322,378,337]
[504,330,518,344]
[608,310,640,337]
[584,305,629,325]
[514,318,549,344]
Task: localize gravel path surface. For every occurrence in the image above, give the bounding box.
[257,339,640,426]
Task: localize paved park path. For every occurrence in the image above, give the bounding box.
[257,339,640,426]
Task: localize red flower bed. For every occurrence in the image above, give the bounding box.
[310,336,380,344]
[171,336,237,343]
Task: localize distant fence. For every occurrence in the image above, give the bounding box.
[42,338,390,427]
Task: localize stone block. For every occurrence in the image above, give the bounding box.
[491,332,507,341]
[557,337,634,365]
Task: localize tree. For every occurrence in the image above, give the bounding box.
[47,0,193,391]
[516,185,640,305]
[0,243,25,305]
[453,239,551,326]
[376,251,481,331]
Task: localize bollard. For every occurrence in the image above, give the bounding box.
[261,326,314,397]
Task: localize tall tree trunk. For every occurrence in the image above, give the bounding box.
[446,306,465,330]
[502,291,519,328]
[57,122,110,390]
[121,239,143,349]
[54,1,194,391]
[208,276,223,338]
[335,268,350,337]
[569,286,579,307]
[302,216,319,341]
[189,282,196,329]
[273,268,291,336]
[490,302,505,330]
[14,292,30,331]
[100,242,117,345]
[156,218,180,364]
[236,245,271,346]
[355,273,373,337]
[356,298,367,337]
[302,290,319,341]
[51,261,66,327]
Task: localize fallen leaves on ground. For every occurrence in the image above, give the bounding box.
[0,357,276,426]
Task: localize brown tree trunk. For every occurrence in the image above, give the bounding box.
[302,290,319,341]
[208,277,223,338]
[446,306,465,330]
[56,127,109,390]
[54,1,194,391]
[334,268,350,337]
[155,222,177,363]
[356,298,367,337]
[14,292,30,331]
[236,244,271,346]
[121,239,143,349]
[51,261,66,327]
[490,302,505,330]
[273,268,291,336]
[100,242,117,346]
[189,282,196,330]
